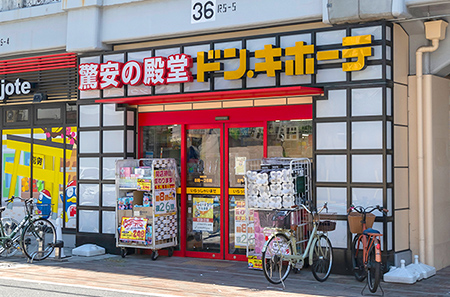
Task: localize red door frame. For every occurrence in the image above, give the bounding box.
[184,123,224,259]
[138,104,312,259]
[224,121,265,261]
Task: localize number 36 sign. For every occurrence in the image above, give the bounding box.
[191,0,216,23]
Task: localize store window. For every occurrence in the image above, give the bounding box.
[37,108,61,121]
[142,125,181,162]
[5,108,29,124]
[267,120,313,158]
[66,104,77,125]
[1,104,78,229]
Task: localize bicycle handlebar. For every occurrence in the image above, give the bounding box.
[5,196,33,204]
[317,202,328,214]
[348,205,388,215]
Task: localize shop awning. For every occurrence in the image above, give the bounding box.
[95,86,323,105]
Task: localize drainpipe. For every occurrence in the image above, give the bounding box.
[415,20,447,266]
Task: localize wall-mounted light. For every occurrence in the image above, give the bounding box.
[33,92,47,102]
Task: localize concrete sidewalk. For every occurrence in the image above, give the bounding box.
[0,251,448,297]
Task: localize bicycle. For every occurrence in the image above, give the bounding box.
[0,217,20,257]
[0,196,56,261]
[348,205,388,294]
[261,203,334,286]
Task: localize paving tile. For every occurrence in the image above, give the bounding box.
[0,254,448,297]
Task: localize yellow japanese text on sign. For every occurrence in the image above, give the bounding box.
[120,217,147,243]
[229,188,245,196]
[154,169,176,216]
[186,187,221,195]
[197,35,374,81]
[137,179,151,191]
[32,154,45,169]
[193,197,214,232]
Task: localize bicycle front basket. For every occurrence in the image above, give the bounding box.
[348,212,375,234]
[317,220,336,232]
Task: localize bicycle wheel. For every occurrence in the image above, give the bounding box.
[367,239,382,293]
[21,218,56,261]
[311,234,333,282]
[0,217,20,257]
[262,233,293,284]
[351,235,367,281]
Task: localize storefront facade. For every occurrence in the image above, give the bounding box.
[75,21,406,272]
[0,52,79,234]
[1,0,449,273]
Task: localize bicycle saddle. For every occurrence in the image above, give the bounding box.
[363,228,380,235]
[0,206,5,213]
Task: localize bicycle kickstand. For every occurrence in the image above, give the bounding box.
[360,282,384,297]
[379,283,384,296]
[361,282,368,296]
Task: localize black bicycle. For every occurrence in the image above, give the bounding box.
[0,196,56,261]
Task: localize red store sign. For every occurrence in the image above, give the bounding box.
[78,54,193,90]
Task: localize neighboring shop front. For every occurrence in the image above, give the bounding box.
[0,53,79,231]
[77,21,408,272]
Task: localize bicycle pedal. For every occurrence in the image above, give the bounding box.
[294,261,304,270]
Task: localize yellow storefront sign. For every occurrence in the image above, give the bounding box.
[186,187,221,195]
[229,188,245,196]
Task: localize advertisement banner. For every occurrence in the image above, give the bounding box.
[235,156,246,175]
[234,200,255,248]
[154,169,176,216]
[120,217,148,243]
[193,197,214,232]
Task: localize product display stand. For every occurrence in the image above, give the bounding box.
[115,158,178,260]
[244,158,312,269]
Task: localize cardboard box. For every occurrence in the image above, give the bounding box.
[133,191,144,206]
[117,209,132,223]
[133,206,153,219]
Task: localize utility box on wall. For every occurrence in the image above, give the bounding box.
[326,0,406,24]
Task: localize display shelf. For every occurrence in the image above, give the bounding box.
[244,158,312,269]
[115,158,178,260]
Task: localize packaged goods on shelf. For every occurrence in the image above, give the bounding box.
[244,158,312,269]
[115,158,178,258]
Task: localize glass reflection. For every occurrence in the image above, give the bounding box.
[228,127,263,256]
[186,128,221,253]
[268,120,312,158]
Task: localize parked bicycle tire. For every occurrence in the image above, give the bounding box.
[0,217,20,257]
[262,233,293,284]
[367,240,381,293]
[21,218,56,261]
[351,235,367,282]
[311,234,333,282]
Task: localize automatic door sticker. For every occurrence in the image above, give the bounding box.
[193,197,213,232]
